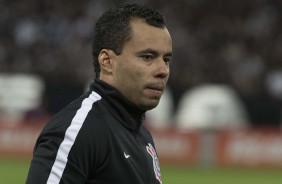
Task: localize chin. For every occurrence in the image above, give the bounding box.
[140,101,160,111]
[143,105,157,111]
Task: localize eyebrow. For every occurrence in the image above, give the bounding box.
[136,48,173,57]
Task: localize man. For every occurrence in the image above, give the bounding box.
[26,3,172,184]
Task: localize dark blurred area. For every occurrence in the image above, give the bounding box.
[0,0,281,127]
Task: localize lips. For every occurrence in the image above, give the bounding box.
[145,83,165,97]
[147,85,164,92]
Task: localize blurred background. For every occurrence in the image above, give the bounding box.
[0,0,282,183]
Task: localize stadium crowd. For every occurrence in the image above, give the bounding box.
[0,0,281,127]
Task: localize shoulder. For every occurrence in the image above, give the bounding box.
[38,91,109,164]
[39,91,106,144]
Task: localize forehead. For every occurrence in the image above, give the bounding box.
[127,19,172,52]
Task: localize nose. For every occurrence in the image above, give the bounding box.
[154,58,170,79]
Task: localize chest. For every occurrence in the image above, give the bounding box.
[93,119,162,184]
[111,124,161,184]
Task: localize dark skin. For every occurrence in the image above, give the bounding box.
[98,18,172,111]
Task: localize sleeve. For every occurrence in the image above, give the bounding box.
[26,110,109,184]
[26,128,68,184]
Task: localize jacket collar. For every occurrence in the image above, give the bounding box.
[90,79,145,132]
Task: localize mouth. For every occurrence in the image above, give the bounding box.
[145,83,165,97]
[147,85,164,92]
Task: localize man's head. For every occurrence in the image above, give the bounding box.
[92,4,172,110]
[92,3,166,78]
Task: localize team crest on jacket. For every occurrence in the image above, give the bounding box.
[146,143,162,184]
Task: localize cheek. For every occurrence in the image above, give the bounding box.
[122,62,146,79]
[124,69,147,94]
[115,56,149,86]
[116,64,140,86]
[132,68,149,84]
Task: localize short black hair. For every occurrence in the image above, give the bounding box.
[92,3,166,78]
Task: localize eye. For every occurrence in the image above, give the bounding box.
[140,54,154,61]
[163,57,172,64]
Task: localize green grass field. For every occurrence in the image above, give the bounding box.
[0,157,30,183]
[1,157,282,184]
[161,165,282,184]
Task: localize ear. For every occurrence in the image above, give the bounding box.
[98,49,115,74]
